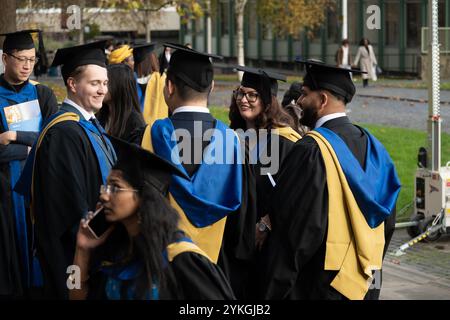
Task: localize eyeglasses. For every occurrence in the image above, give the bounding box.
[233,90,259,103]
[100,184,138,195]
[7,53,39,65]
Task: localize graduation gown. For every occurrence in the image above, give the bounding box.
[246,129,300,299]
[262,117,396,300]
[132,110,257,299]
[0,75,58,297]
[91,250,235,300]
[31,103,115,299]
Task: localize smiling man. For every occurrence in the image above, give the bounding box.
[0,29,58,298]
[16,41,117,299]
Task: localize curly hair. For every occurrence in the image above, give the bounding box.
[229,88,295,131]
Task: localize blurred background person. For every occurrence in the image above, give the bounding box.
[97,64,145,141]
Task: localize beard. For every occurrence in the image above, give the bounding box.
[299,105,319,129]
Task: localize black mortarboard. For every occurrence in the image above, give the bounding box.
[108,135,185,194]
[133,42,157,65]
[51,40,107,84]
[297,59,365,104]
[234,65,287,106]
[1,29,40,52]
[163,42,223,92]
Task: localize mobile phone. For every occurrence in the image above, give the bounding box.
[86,206,112,239]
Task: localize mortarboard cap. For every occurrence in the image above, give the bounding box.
[51,40,107,84]
[1,29,40,52]
[163,42,223,92]
[108,135,185,194]
[234,65,287,105]
[133,42,157,65]
[297,59,365,104]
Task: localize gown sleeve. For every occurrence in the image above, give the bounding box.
[171,251,236,300]
[262,136,329,299]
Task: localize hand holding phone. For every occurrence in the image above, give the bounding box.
[85,206,114,239]
[75,207,115,251]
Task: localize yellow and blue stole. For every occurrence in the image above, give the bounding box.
[15,109,116,287]
[0,80,40,287]
[142,118,243,263]
[309,128,400,299]
[315,127,400,228]
[142,72,168,126]
[101,235,210,300]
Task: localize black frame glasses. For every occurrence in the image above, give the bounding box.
[7,53,39,65]
[233,89,259,103]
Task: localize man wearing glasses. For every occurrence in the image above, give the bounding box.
[0,29,57,298]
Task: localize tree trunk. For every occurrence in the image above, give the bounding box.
[78,0,85,44]
[0,0,17,36]
[206,0,212,54]
[145,10,151,42]
[235,0,247,80]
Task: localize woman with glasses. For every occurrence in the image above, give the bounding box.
[69,136,235,300]
[227,66,301,299]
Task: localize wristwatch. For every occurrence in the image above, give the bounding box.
[258,220,270,232]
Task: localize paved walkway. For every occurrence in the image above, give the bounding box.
[381,228,450,300]
[212,81,450,134]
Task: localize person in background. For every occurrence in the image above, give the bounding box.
[97,64,145,141]
[281,81,306,135]
[158,46,171,75]
[336,39,352,70]
[353,38,378,87]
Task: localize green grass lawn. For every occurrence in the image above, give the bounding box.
[210,107,450,221]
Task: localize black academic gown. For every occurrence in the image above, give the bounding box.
[88,230,235,300]
[32,103,115,299]
[0,75,58,297]
[246,132,298,299]
[262,116,396,300]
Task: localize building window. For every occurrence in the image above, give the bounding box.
[347,0,358,45]
[220,2,229,37]
[327,7,339,43]
[407,2,420,48]
[385,2,399,46]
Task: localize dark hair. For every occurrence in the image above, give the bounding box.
[229,87,295,131]
[132,176,180,299]
[135,52,160,78]
[97,64,144,139]
[166,69,211,101]
[359,38,369,46]
[281,81,302,108]
[342,39,349,46]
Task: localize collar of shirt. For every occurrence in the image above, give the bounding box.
[0,74,29,92]
[63,98,95,121]
[315,112,347,129]
[172,106,210,115]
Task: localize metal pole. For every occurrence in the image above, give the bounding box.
[342,0,348,40]
[428,0,441,171]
